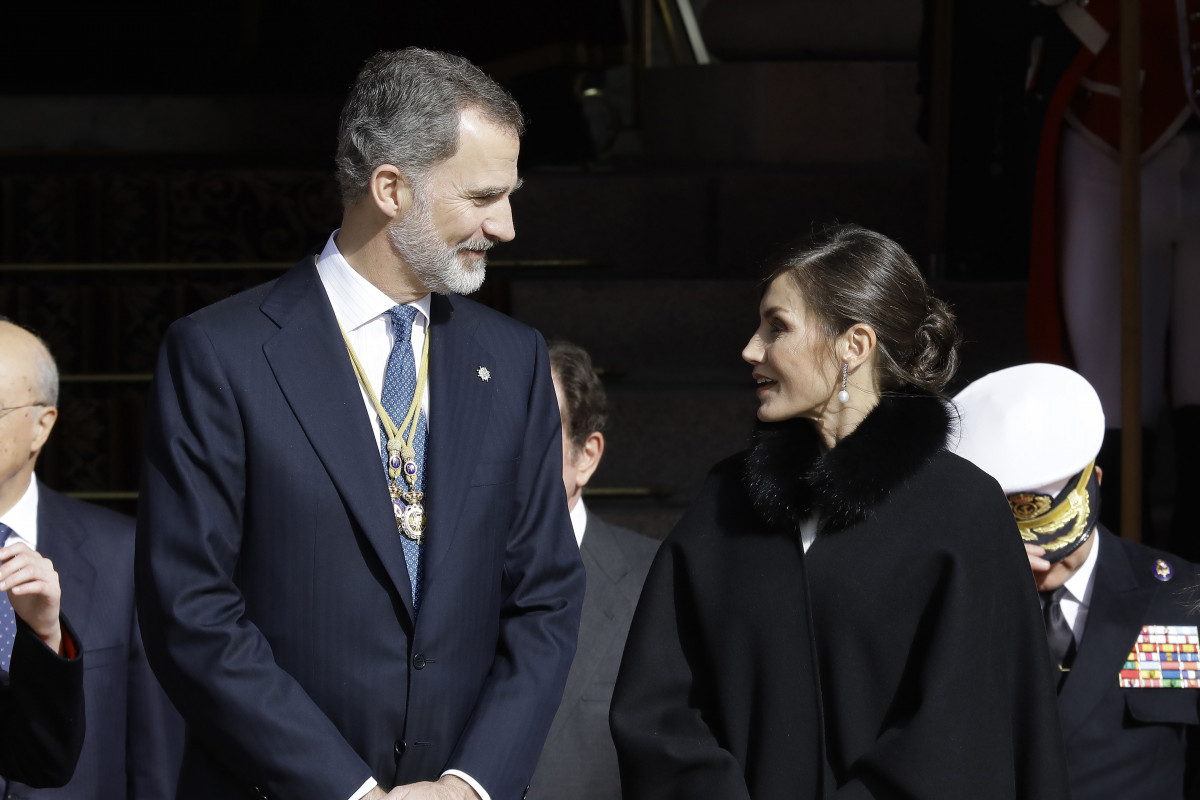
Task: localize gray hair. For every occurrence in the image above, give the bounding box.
[0,315,59,406]
[334,48,524,206]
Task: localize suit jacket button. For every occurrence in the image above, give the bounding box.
[413,653,426,669]
[395,739,407,761]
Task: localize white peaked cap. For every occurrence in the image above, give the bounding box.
[950,363,1105,494]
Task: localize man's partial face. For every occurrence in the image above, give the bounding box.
[1031,531,1096,592]
[0,324,55,510]
[552,374,583,511]
[1023,467,1103,592]
[389,108,520,295]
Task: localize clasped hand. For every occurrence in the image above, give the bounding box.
[0,541,64,655]
[366,775,480,800]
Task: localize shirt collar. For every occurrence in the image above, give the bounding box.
[1062,526,1100,607]
[315,231,431,331]
[0,474,39,549]
[569,498,587,549]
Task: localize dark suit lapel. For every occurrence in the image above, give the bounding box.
[421,294,493,594]
[260,260,415,620]
[1058,530,1150,736]
[553,518,630,720]
[36,485,97,642]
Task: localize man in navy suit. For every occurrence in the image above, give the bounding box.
[135,49,584,800]
[527,341,658,800]
[953,364,1200,799]
[0,318,182,798]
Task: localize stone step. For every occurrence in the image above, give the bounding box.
[509,278,757,382]
[503,164,928,278]
[639,62,925,165]
[1,162,927,279]
[509,278,1029,386]
[596,381,757,492]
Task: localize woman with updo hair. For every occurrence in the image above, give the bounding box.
[610,225,1070,799]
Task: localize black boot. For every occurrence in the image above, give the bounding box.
[1167,405,1200,562]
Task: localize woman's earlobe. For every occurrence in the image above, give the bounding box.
[845,323,877,367]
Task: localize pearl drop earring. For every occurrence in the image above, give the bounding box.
[838,363,850,403]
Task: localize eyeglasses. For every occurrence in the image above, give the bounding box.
[0,403,47,420]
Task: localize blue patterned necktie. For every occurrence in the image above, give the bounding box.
[0,523,16,672]
[380,305,428,612]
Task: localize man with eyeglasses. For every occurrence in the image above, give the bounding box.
[0,318,182,799]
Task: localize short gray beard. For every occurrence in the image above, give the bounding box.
[388,188,491,295]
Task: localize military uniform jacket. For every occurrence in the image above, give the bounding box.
[1059,528,1200,799]
[611,393,1072,799]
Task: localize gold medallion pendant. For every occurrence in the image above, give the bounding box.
[340,315,430,547]
[390,485,426,543]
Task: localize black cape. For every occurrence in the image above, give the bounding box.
[611,393,1071,799]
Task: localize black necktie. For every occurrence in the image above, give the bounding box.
[1040,586,1077,689]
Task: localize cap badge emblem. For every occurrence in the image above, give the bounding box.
[1009,493,1053,521]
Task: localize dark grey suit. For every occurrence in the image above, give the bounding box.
[0,485,184,799]
[528,513,658,800]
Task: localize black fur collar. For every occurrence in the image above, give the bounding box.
[743,392,952,532]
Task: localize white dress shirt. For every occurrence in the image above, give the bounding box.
[1055,529,1101,644]
[316,232,431,434]
[569,499,588,549]
[316,234,489,800]
[798,514,818,553]
[0,475,40,549]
